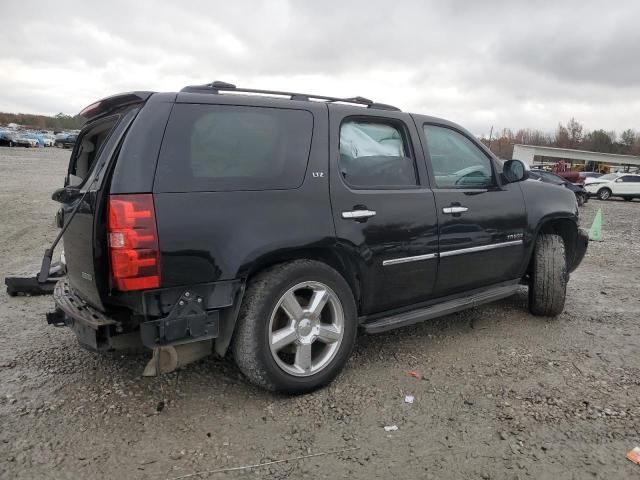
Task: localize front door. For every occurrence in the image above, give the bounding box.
[418,122,527,296]
[329,106,439,314]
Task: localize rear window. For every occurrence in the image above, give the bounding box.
[155,104,313,192]
[67,116,119,187]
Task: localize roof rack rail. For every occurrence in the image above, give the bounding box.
[180,81,401,112]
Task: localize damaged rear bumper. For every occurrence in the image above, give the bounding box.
[51,277,243,355]
[51,279,122,351]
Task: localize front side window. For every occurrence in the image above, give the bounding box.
[621,175,640,182]
[156,104,313,192]
[599,174,619,181]
[423,125,494,188]
[339,119,417,188]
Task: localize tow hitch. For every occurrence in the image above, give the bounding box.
[45,307,67,327]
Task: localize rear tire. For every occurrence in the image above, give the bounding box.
[529,234,567,317]
[233,260,357,394]
[624,197,632,202]
[597,188,611,200]
[576,194,584,206]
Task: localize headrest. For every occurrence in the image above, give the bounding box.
[81,140,95,154]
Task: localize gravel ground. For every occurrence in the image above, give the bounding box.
[1,146,639,479]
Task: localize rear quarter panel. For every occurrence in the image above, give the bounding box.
[152,100,335,286]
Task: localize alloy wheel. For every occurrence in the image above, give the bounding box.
[268,281,344,377]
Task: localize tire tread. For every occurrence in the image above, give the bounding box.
[529,234,567,317]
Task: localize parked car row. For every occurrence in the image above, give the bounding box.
[0,129,76,149]
[0,131,39,148]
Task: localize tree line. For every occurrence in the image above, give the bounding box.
[479,118,640,160]
[0,112,83,131]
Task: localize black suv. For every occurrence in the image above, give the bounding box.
[49,82,588,393]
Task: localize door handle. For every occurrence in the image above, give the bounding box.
[442,206,468,214]
[342,209,377,219]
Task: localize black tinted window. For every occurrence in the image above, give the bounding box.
[338,119,417,188]
[622,175,640,182]
[539,171,565,185]
[155,104,313,192]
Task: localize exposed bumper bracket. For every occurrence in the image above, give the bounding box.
[140,290,219,349]
[53,279,119,351]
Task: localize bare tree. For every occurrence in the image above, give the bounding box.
[555,123,570,148]
[566,118,584,149]
[621,129,636,153]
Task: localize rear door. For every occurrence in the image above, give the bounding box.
[416,119,527,296]
[329,105,438,314]
[616,175,640,195]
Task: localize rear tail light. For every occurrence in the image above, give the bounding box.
[108,194,160,291]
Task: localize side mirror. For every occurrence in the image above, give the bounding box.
[502,159,528,184]
[51,186,80,203]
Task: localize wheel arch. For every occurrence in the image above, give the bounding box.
[525,216,580,276]
[242,247,362,305]
[215,247,363,358]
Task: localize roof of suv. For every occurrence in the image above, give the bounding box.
[77,82,476,146]
[179,80,402,112]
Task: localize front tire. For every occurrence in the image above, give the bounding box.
[529,234,567,317]
[233,260,357,394]
[597,188,611,200]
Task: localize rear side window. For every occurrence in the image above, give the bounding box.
[155,104,313,192]
[339,119,417,188]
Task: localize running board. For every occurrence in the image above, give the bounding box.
[362,283,521,334]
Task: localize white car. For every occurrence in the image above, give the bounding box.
[15,134,38,148]
[41,134,56,147]
[584,173,640,201]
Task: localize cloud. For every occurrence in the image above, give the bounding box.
[1,0,639,135]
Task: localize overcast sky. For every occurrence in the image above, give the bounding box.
[1,0,639,136]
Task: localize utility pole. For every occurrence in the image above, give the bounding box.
[487,126,494,149]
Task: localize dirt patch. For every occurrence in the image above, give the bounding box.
[1,146,639,479]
